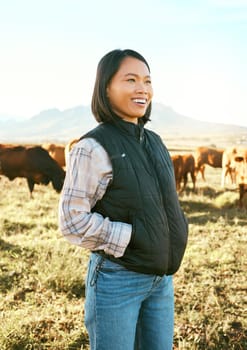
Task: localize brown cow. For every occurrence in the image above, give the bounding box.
[233,148,247,208]
[42,143,66,168]
[222,147,247,207]
[221,147,240,187]
[0,145,65,197]
[194,146,224,181]
[180,153,196,191]
[239,184,247,209]
[171,153,196,191]
[171,155,183,191]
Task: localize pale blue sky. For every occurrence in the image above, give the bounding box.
[0,0,247,126]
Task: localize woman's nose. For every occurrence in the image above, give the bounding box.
[135,82,148,93]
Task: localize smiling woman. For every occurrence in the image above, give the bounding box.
[58,48,188,350]
[90,49,153,125]
[106,57,153,124]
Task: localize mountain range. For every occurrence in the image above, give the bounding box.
[0,103,246,144]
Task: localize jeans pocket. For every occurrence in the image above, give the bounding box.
[85,259,91,293]
[100,258,127,272]
[87,254,104,287]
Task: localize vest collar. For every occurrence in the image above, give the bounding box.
[109,117,145,141]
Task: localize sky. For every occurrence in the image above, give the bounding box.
[0,0,247,127]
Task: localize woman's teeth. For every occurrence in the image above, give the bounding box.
[133,99,146,104]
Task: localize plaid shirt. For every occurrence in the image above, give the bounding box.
[58,138,132,258]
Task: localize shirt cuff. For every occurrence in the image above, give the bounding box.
[104,221,132,258]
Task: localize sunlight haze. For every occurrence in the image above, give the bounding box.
[0,0,247,127]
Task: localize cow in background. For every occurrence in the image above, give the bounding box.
[221,147,240,187]
[194,146,224,181]
[233,148,247,208]
[181,153,196,191]
[0,145,65,197]
[171,153,196,192]
[42,143,66,168]
[171,155,183,191]
[221,146,247,207]
[239,183,247,209]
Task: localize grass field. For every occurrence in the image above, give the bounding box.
[0,162,246,349]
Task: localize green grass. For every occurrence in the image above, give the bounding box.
[0,168,246,349]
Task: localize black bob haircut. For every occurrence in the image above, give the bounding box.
[91,49,152,124]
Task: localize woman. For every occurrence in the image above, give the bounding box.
[59,49,188,350]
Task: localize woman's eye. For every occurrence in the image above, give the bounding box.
[145,79,152,85]
[127,78,135,82]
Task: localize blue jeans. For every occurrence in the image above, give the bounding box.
[85,253,174,350]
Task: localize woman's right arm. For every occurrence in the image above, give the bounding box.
[58,138,132,258]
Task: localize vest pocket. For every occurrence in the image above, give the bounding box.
[128,215,152,253]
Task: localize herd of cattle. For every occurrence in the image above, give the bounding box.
[0,141,246,208]
[171,146,247,207]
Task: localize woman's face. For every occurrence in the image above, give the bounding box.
[107,56,153,124]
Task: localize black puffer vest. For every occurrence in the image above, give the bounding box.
[82,118,188,276]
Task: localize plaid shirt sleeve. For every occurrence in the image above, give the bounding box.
[58,138,132,258]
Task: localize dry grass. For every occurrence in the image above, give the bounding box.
[0,163,246,349]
